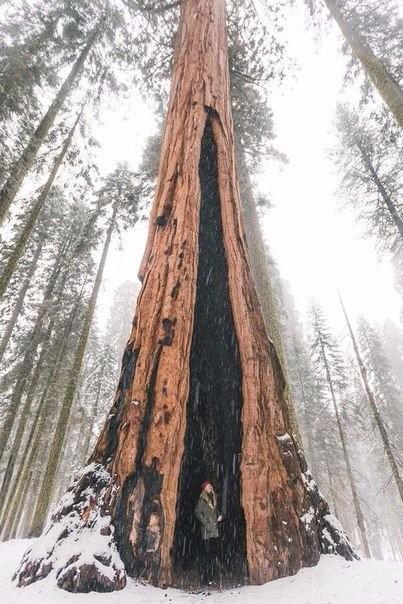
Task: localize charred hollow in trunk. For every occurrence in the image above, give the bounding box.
[172,120,247,583]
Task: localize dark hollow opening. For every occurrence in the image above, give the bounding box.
[172,118,247,586]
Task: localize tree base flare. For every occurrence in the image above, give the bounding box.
[304,482,358,562]
[13,463,126,592]
[14,440,356,593]
[284,433,358,564]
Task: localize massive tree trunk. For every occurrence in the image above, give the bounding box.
[15,0,355,593]
[338,293,403,504]
[323,0,403,129]
[0,110,82,298]
[0,26,99,226]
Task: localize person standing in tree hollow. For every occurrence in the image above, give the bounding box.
[194,481,223,585]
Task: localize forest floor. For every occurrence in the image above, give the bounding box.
[1,539,402,604]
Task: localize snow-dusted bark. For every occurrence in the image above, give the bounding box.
[276,433,357,562]
[15,464,125,592]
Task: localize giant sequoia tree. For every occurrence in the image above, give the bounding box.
[15,0,355,592]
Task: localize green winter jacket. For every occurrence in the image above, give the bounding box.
[195,490,220,540]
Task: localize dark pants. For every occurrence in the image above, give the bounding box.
[202,537,218,584]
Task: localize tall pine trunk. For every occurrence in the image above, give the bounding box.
[318,336,371,557]
[0,234,71,459]
[1,392,46,539]
[0,110,82,297]
[0,26,99,225]
[357,145,403,241]
[0,239,43,363]
[324,451,340,521]
[0,316,55,513]
[9,470,33,540]
[28,207,117,537]
[0,282,86,523]
[338,293,403,504]
[323,0,403,128]
[79,354,109,461]
[296,372,318,475]
[16,1,355,593]
[0,294,84,539]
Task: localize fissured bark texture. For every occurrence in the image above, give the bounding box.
[15,0,355,592]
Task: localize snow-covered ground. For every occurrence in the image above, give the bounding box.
[1,539,402,604]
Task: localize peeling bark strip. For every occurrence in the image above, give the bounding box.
[15,0,355,592]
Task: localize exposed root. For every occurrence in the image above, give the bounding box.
[277,432,358,564]
[14,463,126,592]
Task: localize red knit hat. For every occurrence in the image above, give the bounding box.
[201,481,212,491]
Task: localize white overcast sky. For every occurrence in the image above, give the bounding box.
[94,3,402,338]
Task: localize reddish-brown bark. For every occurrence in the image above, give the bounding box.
[15,0,355,592]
